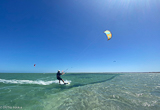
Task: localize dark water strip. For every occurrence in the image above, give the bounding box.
[45,74,120,92]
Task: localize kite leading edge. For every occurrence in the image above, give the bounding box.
[104,30,112,40]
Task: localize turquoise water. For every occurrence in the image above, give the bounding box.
[0,73,160,110]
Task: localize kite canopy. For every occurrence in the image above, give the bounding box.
[104,30,112,40]
[34,64,36,67]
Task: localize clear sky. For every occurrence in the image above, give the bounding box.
[0,0,160,73]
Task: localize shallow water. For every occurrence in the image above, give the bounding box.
[0,73,160,110]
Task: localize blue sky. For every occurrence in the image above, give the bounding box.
[0,0,160,73]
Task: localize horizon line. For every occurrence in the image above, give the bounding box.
[0,72,160,74]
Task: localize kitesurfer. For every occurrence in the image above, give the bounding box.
[56,70,65,84]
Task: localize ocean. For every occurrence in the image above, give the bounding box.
[0,73,160,110]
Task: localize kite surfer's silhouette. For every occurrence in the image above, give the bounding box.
[56,70,65,84]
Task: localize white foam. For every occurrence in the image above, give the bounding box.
[0,79,71,85]
[52,80,71,85]
[136,93,143,97]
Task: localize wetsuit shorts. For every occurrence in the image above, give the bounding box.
[57,77,62,80]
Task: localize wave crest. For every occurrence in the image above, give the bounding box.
[0,79,71,85]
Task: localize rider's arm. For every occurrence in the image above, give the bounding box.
[61,72,65,75]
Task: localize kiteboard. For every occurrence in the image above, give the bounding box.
[64,82,70,85]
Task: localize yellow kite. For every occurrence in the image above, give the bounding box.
[104,30,112,40]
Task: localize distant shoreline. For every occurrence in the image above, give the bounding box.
[0,72,160,74]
